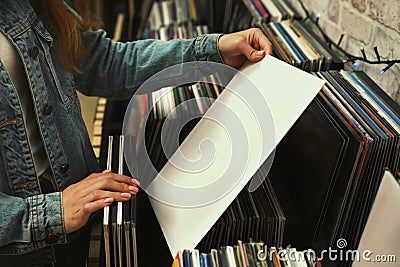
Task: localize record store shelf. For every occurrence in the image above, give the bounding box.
[93,1,400,266]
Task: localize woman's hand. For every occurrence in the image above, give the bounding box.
[218,28,273,68]
[62,170,139,233]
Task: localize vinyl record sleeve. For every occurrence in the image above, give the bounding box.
[322,71,389,249]
[343,71,400,172]
[287,20,323,71]
[147,56,324,256]
[313,93,364,250]
[271,0,288,19]
[260,0,282,21]
[293,20,330,71]
[268,23,302,66]
[268,97,348,248]
[300,21,344,70]
[237,192,251,241]
[260,22,292,64]
[251,186,267,241]
[352,171,400,267]
[272,22,307,69]
[354,71,400,120]
[230,199,242,245]
[319,72,378,243]
[281,20,319,71]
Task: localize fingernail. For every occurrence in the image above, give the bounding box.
[128,185,137,192]
[132,178,140,185]
[104,198,113,203]
[257,50,265,56]
[121,192,131,198]
[102,169,112,173]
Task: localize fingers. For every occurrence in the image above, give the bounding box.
[82,197,114,214]
[84,188,135,203]
[73,197,115,223]
[93,173,139,192]
[62,172,140,233]
[241,42,265,62]
[82,172,139,188]
[79,172,139,201]
[242,28,272,62]
[251,28,273,55]
[218,27,272,67]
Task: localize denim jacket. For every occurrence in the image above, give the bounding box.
[0,0,222,263]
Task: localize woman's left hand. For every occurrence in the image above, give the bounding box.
[218,28,273,68]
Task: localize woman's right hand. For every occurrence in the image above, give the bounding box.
[62,170,139,233]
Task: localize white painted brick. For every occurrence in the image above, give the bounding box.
[344,36,367,56]
[319,20,343,43]
[369,0,400,33]
[372,26,400,59]
[341,7,373,43]
[352,0,366,12]
[328,0,340,23]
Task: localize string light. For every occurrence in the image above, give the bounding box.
[380,62,395,74]
[360,47,367,61]
[316,13,321,25]
[373,45,381,62]
[337,32,345,47]
[297,0,400,73]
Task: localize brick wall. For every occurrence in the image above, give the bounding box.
[286,0,400,103]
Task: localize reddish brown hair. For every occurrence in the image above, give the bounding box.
[37,0,100,72]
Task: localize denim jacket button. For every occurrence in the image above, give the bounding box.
[29,46,40,59]
[60,164,69,174]
[43,105,53,115]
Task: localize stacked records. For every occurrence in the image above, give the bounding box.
[122,1,286,265]
[141,0,209,40]
[259,20,344,72]
[135,73,286,252]
[197,177,285,252]
[268,70,400,266]
[238,0,345,72]
[131,2,288,256]
[220,0,254,33]
[98,2,217,266]
[321,70,399,253]
[102,136,138,267]
[241,0,300,23]
[135,0,200,40]
[97,1,399,267]
[173,240,321,267]
[136,77,225,179]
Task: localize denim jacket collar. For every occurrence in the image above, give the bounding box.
[0,1,53,45]
[0,1,34,35]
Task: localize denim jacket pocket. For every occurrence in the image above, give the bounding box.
[51,69,77,111]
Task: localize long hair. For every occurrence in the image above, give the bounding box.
[36,0,101,73]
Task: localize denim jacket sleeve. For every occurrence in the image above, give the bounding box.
[75,29,223,99]
[0,192,66,254]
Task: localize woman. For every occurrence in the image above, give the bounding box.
[0,0,272,266]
